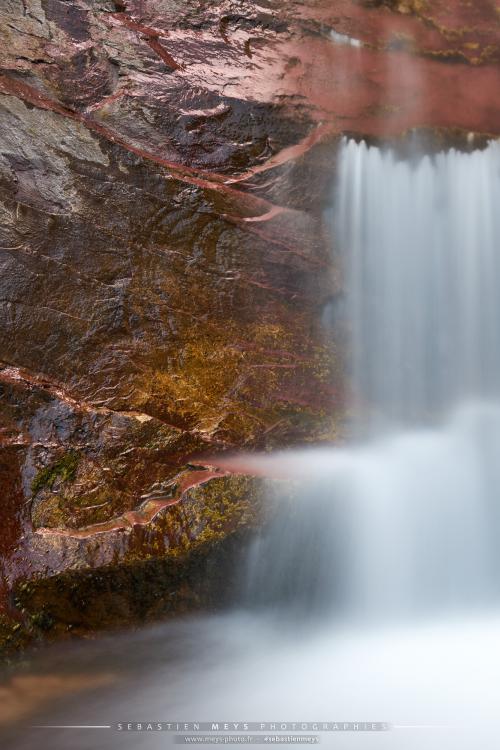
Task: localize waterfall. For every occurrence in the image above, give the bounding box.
[339,139,500,426]
[244,139,500,620]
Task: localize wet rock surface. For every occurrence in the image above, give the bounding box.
[0,0,498,641]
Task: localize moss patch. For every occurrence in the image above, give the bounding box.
[31,451,80,495]
[0,613,33,661]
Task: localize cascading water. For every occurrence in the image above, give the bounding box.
[340,138,500,426]
[244,138,500,621]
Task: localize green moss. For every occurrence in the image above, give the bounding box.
[31,451,80,495]
[28,610,55,631]
[187,476,264,548]
[0,614,33,660]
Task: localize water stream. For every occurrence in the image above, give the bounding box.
[340,139,500,426]
[4,139,500,749]
[245,139,500,621]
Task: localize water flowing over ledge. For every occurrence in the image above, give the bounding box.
[238,138,500,619]
[338,138,500,427]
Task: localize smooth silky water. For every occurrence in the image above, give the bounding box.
[4,140,500,749]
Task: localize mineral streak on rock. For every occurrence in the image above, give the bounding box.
[0,0,498,629]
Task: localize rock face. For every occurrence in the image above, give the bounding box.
[0,0,498,639]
